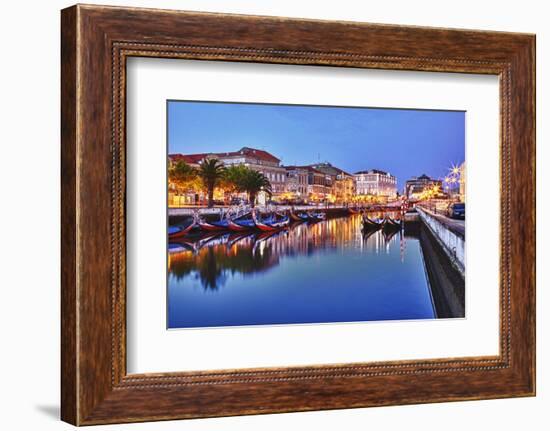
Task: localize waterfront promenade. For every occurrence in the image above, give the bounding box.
[417,205,465,238]
[168,203,404,217]
[417,206,465,276]
[171,204,336,216]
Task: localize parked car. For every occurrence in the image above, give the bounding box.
[446,202,465,219]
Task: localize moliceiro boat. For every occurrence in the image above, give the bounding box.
[168,215,198,239]
[197,209,240,231]
[361,214,383,231]
[198,218,230,231]
[227,218,255,232]
[226,212,256,232]
[382,216,402,230]
[289,208,308,222]
[288,208,327,223]
[253,212,290,232]
[193,207,327,234]
[306,211,326,222]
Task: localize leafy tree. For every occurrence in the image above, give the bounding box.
[241,170,272,207]
[170,159,272,207]
[198,158,226,208]
[169,160,199,192]
[222,165,249,195]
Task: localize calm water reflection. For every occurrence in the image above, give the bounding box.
[168,215,435,328]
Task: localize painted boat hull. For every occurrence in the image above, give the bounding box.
[168,221,195,239]
[199,220,230,231]
[289,210,308,222]
[255,216,290,232]
[227,219,255,232]
[306,212,326,222]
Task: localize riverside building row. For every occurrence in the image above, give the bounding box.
[168,147,401,205]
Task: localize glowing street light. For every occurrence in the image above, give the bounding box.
[449,163,460,176]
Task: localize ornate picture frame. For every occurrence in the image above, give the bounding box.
[61,4,535,425]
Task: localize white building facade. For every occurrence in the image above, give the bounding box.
[216,147,287,196]
[354,169,397,197]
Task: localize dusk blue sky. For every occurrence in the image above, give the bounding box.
[168,101,465,190]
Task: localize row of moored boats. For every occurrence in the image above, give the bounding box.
[169,209,326,240]
[361,214,403,232]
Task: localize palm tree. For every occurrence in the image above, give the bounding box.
[198,158,225,208]
[241,170,272,207]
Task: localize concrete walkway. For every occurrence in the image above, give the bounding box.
[418,207,465,239]
[169,205,349,217]
[417,207,465,276]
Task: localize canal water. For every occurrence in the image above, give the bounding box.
[168,215,437,329]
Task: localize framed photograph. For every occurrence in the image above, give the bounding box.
[61,4,535,425]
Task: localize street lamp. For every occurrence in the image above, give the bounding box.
[446,163,462,197]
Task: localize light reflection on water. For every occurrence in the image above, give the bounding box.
[168,215,435,329]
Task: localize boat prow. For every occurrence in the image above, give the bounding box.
[361,215,382,231]
[289,209,308,222]
[168,220,196,239]
[382,217,402,230]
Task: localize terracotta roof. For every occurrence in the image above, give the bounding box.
[169,153,208,165]
[290,165,325,175]
[313,163,353,178]
[229,147,280,163]
[170,147,280,165]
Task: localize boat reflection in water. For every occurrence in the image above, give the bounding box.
[168,215,437,329]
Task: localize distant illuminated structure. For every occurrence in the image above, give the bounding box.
[459,162,466,201]
[354,169,397,197]
[404,174,442,199]
[443,162,465,200]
